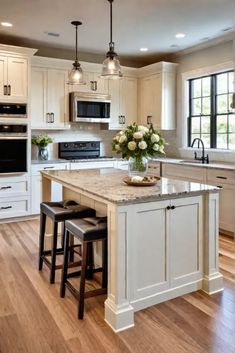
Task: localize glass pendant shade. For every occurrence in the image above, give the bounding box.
[68,63,85,85]
[101,55,122,78]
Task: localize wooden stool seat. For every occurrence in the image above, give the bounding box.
[60,217,108,320]
[38,200,96,284]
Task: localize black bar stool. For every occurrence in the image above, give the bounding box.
[38,200,96,284]
[60,216,108,320]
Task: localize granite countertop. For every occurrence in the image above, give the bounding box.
[41,168,219,205]
[152,157,235,171]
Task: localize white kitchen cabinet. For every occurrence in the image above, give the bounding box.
[31,67,69,129]
[138,62,177,130]
[0,55,27,101]
[0,175,30,219]
[207,168,235,235]
[31,163,69,214]
[108,76,137,130]
[132,195,202,301]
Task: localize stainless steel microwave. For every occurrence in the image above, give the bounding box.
[69,92,111,123]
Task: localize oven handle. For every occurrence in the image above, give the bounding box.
[0,136,28,140]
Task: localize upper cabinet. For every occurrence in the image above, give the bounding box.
[0,55,27,102]
[68,71,109,94]
[31,66,69,129]
[108,76,137,130]
[138,62,178,130]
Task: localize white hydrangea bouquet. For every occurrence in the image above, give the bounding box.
[112,122,166,177]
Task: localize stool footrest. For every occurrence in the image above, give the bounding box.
[65,281,107,300]
[67,267,103,279]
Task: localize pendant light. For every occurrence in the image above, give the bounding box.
[101,0,122,79]
[68,21,86,85]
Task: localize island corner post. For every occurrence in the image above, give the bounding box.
[41,169,223,332]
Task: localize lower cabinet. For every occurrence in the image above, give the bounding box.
[31,163,69,214]
[131,196,202,301]
[0,175,30,219]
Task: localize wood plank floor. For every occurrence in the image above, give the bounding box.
[0,220,234,353]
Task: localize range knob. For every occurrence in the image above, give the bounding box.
[64,143,69,148]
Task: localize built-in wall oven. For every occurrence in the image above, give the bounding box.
[0,103,27,118]
[0,124,28,174]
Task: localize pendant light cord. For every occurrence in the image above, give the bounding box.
[110,0,113,44]
[75,24,78,62]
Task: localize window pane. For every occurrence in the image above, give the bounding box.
[229,72,234,93]
[192,98,201,115]
[217,73,228,94]
[229,134,235,149]
[217,134,227,149]
[201,117,210,133]
[191,117,200,133]
[201,134,210,148]
[217,115,227,133]
[202,97,210,115]
[229,115,235,132]
[229,94,234,111]
[191,134,200,142]
[192,79,201,98]
[202,77,210,96]
[217,94,228,114]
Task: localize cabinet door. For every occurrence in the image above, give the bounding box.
[92,73,109,94]
[47,69,69,128]
[108,79,122,130]
[120,77,137,127]
[170,196,202,288]
[139,75,160,126]
[0,56,7,98]
[218,186,235,234]
[31,67,48,128]
[7,57,27,100]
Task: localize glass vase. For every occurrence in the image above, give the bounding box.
[128,156,148,178]
[38,146,49,160]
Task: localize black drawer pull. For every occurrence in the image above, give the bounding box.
[216,176,227,180]
[0,186,12,190]
[217,185,223,189]
[0,206,12,210]
[43,166,55,170]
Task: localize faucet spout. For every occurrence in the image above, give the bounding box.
[191,138,209,164]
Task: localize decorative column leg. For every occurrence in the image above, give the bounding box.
[202,192,224,294]
[104,204,134,332]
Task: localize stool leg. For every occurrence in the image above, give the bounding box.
[78,241,88,320]
[102,239,108,289]
[50,221,58,284]
[86,242,94,279]
[69,235,75,263]
[38,213,46,271]
[60,229,70,298]
[61,222,65,249]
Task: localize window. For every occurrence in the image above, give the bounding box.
[188,70,235,149]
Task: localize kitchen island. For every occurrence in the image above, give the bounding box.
[41,168,223,332]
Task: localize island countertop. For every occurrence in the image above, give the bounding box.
[41,168,219,205]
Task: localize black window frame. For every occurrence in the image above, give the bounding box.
[188,70,235,150]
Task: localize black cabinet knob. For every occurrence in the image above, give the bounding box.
[171,206,176,210]
[166,206,171,210]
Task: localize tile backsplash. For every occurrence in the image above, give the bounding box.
[31,123,118,160]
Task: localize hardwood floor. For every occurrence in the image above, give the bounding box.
[0,220,234,353]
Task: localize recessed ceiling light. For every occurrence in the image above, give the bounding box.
[221,27,232,32]
[170,44,179,48]
[140,48,148,52]
[175,33,185,38]
[1,22,13,27]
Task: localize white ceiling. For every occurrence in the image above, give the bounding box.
[0,0,235,63]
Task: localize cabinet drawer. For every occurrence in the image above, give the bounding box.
[31,163,68,175]
[207,169,235,187]
[0,197,30,219]
[0,180,28,196]
[161,163,205,183]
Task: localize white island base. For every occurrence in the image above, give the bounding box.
[41,169,223,332]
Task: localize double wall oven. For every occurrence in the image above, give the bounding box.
[0,103,28,174]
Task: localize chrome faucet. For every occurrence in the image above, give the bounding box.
[191,138,209,164]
